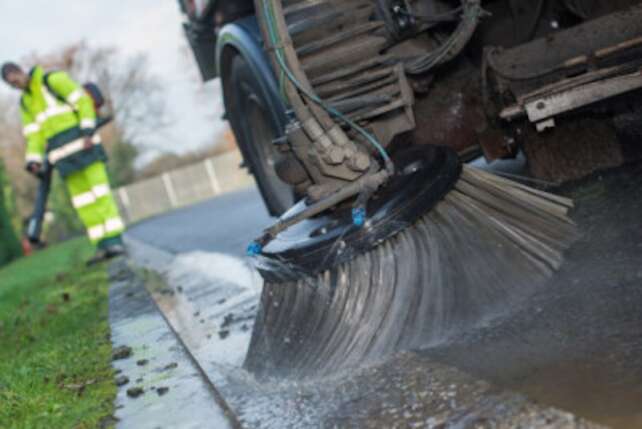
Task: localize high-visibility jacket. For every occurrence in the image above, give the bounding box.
[20,65,106,177]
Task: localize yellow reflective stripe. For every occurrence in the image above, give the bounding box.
[35,105,74,125]
[48,139,84,164]
[105,217,125,233]
[26,153,44,163]
[67,89,84,104]
[48,134,101,164]
[42,86,59,107]
[93,184,110,198]
[72,192,96,209]
[34,86,74,124]
[23,123,41,136]
[80,119,96,129]
[88,225,106,241]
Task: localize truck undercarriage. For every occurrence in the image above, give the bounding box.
[182,0,642,218]
[173,3,642,422]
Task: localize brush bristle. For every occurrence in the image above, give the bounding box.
[451,166,578,272]
[245,168,579,376]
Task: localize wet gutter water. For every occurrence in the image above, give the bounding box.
[108,259,236,428]
[122,236,603,428]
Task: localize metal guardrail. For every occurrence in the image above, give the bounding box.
[114,150,255,224]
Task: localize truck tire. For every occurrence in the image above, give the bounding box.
[222,52,294,216]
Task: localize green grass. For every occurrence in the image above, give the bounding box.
[0,239,116,429]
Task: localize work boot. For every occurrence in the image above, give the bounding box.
[85,244,127,266]
[105,243,127,258]
[86,249,110,267]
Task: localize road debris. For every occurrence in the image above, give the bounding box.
[115,375,130,387]
[112,345,132,361]
[126,387,144,398]
[163,362,179,371]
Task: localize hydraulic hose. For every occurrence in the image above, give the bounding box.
[248,0,396,256]
[405,0,483,75]
[254,0,325,149]
[265,0,349,142]
[258,0,394,173]
[247,168,390,256]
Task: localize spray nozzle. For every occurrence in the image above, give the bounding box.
[247,241,263,257]
[352,207,366,227]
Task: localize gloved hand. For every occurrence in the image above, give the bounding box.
[81,126,96,150]
[25,161,42,176]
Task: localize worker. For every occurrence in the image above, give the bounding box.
[1,61,126,265]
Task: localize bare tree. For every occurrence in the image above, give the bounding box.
[137,128,237,180]
[28,42,169,149]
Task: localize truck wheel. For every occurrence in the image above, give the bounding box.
[222,52,294,216]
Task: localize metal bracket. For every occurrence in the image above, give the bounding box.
[525,70,642,123]
[501,69,642,132]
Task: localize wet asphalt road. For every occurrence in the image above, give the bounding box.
[127,163,642,428]
[423,163,642,428]
[127,187,272,257]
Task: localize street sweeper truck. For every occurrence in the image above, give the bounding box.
[178,0,641,374]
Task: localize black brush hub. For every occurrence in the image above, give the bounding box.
[255,145,461,282]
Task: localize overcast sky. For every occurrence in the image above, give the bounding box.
[0,0,226,161]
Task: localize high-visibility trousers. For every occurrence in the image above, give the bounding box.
[64,160,125,248]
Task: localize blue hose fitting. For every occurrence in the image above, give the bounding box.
[352,207,366,227]
[247,241,263,257]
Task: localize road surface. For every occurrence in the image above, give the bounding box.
[127,161,642,428]
[128,187,272,256]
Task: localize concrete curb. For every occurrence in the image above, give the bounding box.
[108,258,240,429]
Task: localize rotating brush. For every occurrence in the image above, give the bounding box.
[245,146,577,376]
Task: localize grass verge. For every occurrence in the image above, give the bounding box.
[0,238,116,428]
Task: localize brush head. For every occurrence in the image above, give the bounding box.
[246,145,579,376]
[254,145,461,282]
